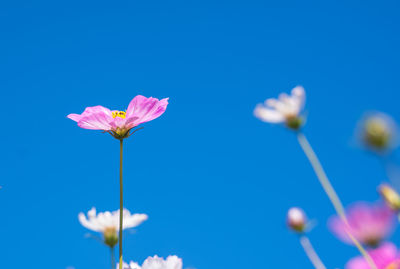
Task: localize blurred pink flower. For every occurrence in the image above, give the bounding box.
[328,202,395,247]
[346,242,400,269]
[328,202,395,246]
[68,95,168,139]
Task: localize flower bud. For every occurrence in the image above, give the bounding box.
[378,184,400,211]
[361,113,396,152]
[287,207,307,233]
[103,227,118,248]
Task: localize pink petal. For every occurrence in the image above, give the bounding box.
[77,112,113,130]
[346,242,398,269]
[110,116,127,129]
[328,216,352,244]
[328,202,396,245]
[68,105,113,131]
[345,256,371,269]
[67,113,82,122]
[125,95,169,126]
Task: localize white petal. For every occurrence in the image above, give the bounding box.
[124,213,149,229]
[142,255,164,269]
[117,262,134,269]
[265,98,278,107]
[291,86,306,112]
[129,261,142,269]
[78,212,101,232]
[165,256,183,269]
[88,207,97,218]
[254,105,285,123]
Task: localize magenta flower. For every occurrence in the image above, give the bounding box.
[328,202,395,247]
[68,95,169,139]
[346,242,400,269]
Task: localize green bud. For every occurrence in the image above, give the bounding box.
[103,227,118,248]
[363,117,391,150]
[286,116,302,131]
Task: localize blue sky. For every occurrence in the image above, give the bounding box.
[1,0,400,268]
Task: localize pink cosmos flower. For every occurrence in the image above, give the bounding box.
[346,242,400,269]
[328,202,395,247]
[68,95,169,139]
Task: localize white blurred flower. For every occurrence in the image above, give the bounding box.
[79,207,148,233]
[254,86,306,129]
[120,261,141,269]
[118,256,182,269]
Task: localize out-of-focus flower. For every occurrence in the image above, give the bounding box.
[379,184,400,211]
[68,95,169,139]
[119,261,141,269]
[346,242,400,269]
[358,112,397,153]
[328,202,395,247]
[287,207,307,233]
[118,255,182,269]
[79,207,148,247]
[254,86,305,130]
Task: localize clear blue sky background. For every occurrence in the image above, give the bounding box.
[1,0,400,268]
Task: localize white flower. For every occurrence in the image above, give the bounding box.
[120,261,141,269]
[118,255,183,269]
[78,207,148,233]
[254,86,305,128]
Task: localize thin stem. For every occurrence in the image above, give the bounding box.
[111,247,116,269]
[299,235,326,269]
[297,132,377,269]
[119,139,124,269]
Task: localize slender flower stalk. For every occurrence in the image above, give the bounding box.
[299,235,326,269]
[111,247,116,269]
[296,132,377,269]
[119,139,124,269]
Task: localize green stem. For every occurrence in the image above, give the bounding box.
[119,139,124,269]
[111,247,116,269]
[299,235,326,269]
[297,132,377,269]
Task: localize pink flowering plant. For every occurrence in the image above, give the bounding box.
[68,95,169,269]
[329,202,395,247]
[68,95,168,139]
[255,86,400,269]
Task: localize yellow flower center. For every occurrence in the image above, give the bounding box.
[112,111,126,119]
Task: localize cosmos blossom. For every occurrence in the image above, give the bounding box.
[68,95,169,139]
[346,242,400,269]
[328,202,395,247]
[118,255,182,269]
[78,207,148,233]
[254,86,305,129]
